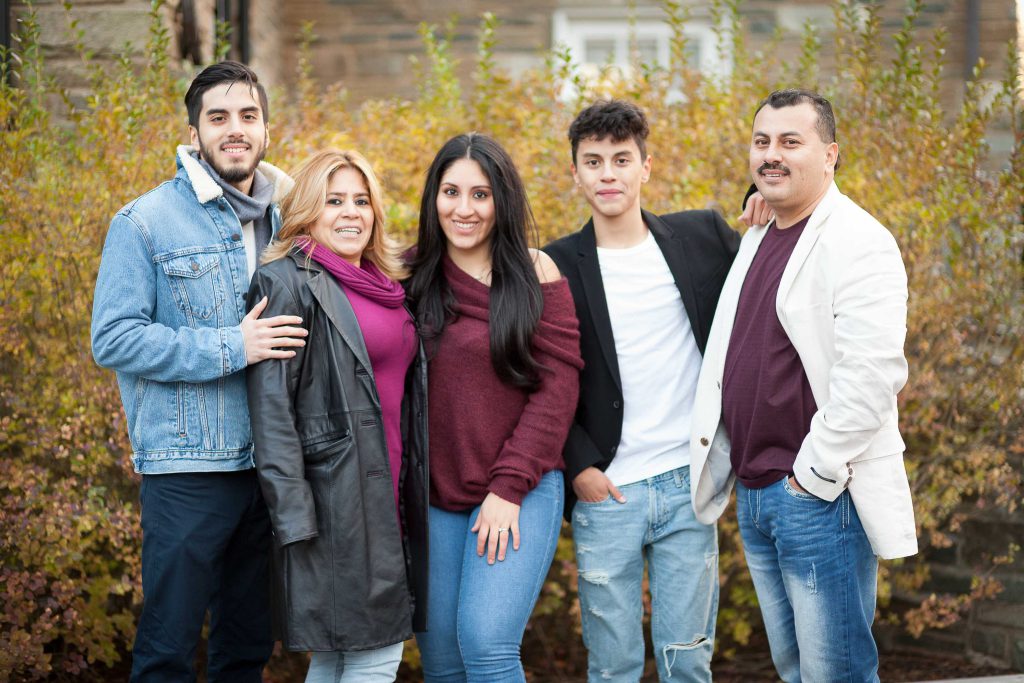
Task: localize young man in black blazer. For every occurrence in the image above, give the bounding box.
[544,100,763,682]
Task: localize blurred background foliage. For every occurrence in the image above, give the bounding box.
[1,0,1021,680]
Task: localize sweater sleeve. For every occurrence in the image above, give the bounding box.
[487,279,584,505]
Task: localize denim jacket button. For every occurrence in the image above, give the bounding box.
[190,259,199,272]
[231,233,242,241]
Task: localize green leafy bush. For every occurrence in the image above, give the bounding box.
[1,1,1020,679]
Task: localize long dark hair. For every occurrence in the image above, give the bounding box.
[407,133,544,390]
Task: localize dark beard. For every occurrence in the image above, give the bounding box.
[196,134,267,184]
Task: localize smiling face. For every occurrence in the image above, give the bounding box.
[188,81,269,193]
[749,102,839,227]
[436,157,496,260]
[308,166,375,266]
[571,135,651,223]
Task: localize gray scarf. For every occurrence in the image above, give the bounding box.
[198,155,274,255]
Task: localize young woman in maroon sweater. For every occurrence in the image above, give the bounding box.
[407,133,583,682]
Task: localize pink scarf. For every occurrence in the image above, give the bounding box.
[299,239,405,308]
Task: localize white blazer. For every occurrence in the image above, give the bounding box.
[690,182,918,560]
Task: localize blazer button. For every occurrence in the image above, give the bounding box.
[610,446,617,455]
[612,400,621,409]
[700,437,709,446]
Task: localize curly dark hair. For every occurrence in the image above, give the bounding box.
[568,99,649,164]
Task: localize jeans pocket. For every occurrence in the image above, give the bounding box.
[576,494,612,506]
[782,476,823,501]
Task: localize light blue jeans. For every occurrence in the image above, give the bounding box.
[736,478,879,683]
[571,465,718,682]
[415,470,563,683]
[305,642,403,683]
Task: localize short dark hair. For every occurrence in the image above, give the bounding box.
[754,88,840,170]
[184,61,269,127]
[568,99,649,164]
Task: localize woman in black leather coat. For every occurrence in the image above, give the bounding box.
[246,149,428,682]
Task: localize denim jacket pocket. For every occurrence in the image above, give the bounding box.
[158,251,226,326]
[131,378,208,451]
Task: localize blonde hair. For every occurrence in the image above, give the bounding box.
[262,149,407,280]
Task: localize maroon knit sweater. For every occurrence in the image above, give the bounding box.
[427,256,583,511]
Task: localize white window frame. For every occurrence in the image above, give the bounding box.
[552,8,731,82]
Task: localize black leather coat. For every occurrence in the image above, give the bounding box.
[246,250,429,652]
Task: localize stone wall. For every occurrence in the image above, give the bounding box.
[11,1,1017,112]
[887,447,1024,671]
[10,0,155,100]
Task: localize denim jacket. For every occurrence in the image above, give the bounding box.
[91,145,294,474]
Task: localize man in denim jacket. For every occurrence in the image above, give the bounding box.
[91,61,306,682]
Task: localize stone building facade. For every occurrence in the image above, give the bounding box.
[7,1,1019,109]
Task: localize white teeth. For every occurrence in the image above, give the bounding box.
[453,221,475,229]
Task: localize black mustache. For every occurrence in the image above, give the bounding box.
[758,162,790,175]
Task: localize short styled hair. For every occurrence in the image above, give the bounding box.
[184,61,269,127]
[754,89,840,170]
[568,99,650,164]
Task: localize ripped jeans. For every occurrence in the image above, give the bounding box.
[572,465,717,682]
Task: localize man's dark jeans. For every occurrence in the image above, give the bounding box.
[131,469,273,683]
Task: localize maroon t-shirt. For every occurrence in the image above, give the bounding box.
[722,216,818,489]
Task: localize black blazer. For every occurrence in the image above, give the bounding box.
[543,208,740,519]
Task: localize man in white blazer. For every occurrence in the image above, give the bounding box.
[690,89,917,682]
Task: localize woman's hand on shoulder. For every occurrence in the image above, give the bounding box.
[529,249,562,284]
[471,492,521,565]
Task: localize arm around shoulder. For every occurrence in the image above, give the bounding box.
[91,211,247,383]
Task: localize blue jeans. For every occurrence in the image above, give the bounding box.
[736,478,879,683]
[415,470,564,683]
[132,470,273,683]
[305,642,404,682]
[572,466,717,682]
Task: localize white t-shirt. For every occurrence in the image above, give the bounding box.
[242,220,257,280]
[597,230,702,486]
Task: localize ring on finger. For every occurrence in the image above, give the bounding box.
[497,527,508,533]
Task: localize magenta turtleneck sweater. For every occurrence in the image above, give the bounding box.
[342,285,417,510]
[303,242,415,516]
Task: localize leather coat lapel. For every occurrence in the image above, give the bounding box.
[645,210,703,342]
[293,253,374,375]
[576,220,622,390]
